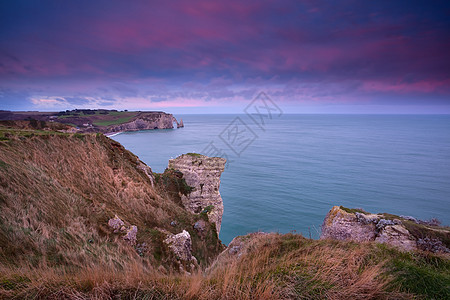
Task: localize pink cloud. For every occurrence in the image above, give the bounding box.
[361,79,450,94]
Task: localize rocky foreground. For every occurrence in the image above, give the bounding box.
[0,123,449,299]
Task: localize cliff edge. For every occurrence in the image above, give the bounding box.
[168,153,226,234]
[0,110,183,134]
[321,206,450,252]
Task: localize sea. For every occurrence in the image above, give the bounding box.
[111,114,450,245]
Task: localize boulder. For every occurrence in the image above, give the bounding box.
[164,230,198,272]
[108,215,125,233]
[123,225,138,246]
[321,206,420,252]
[321,206,377,242]
[108,215,137,246]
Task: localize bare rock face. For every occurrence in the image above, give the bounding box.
[173,116,184,128]
[108,215,126,233]
[321,206,418,252]
[107,112,177,133]
[123,225,138,246]
[164,230,198,272]
[321,206,377,242]
[168,153,226,234]
[375,224,416,251]
[108,215,138,246]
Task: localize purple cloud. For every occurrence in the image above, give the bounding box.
[0,0,449,112]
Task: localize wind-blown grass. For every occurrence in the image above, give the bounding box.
[0,128,448,299]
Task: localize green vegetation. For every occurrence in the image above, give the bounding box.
[54,109,139,127]
[186,152,203,157]
[380,213,450,249]
[339,206,368,214]
[92,114,135,126]
[155,168,195,202]
[376,244,450,299]
[0,160,8,169]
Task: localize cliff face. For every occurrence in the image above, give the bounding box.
[321,206,450,252]
[106,112,177,133]
[168,154,226,234]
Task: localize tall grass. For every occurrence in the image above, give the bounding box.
[0,133,222,271]
[1,131,448,299]
[1,233,429,299]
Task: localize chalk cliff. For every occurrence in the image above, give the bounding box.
[0,110,183,134]
[106,112,178,133]
[168,153,226,234]
[321,206,449,252]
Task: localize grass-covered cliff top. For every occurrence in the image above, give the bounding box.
[338,206,450,249]
[0,127,222,291]
[0,126,449,299]
[0,109,175,132]
[1,232,449,299]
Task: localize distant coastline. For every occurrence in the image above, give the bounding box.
[0,109,184,134]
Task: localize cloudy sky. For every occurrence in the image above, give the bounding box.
[1,0,449,113]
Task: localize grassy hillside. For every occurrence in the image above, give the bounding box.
[0,126,222,271]
[1,233,448,299]
[0,124,448,299]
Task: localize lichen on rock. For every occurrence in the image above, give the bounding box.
[321,206,449,253]
[108,215,126,233]
[123,225,138,246]
[321,206,377,242]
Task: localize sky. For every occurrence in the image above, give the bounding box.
[0,0,449,113]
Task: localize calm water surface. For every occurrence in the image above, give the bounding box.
[112,115,450,244]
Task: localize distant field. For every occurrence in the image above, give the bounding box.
[93,115,136,126]
[54,111,139,127]
[92,112,138,126]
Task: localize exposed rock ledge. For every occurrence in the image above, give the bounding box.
[168,153,226,234]
[321,206,450,252]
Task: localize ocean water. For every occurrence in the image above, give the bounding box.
[112,114,450,244]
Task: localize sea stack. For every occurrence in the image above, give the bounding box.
[168,153,226,234]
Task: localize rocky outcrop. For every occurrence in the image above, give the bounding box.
[108,215,138,246]
[321,206,450,252]
[107,112,177,133]
[164,230,198,272]
[168,154,226,234]
[375,224,416,251]
[173,116,184,128]
[321,207,377,242]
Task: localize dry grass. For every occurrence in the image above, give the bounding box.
[0,132,222,271]
[0,129,447,299]
[0,233,420,299]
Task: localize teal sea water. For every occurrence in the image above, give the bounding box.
[112,115,450,244]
